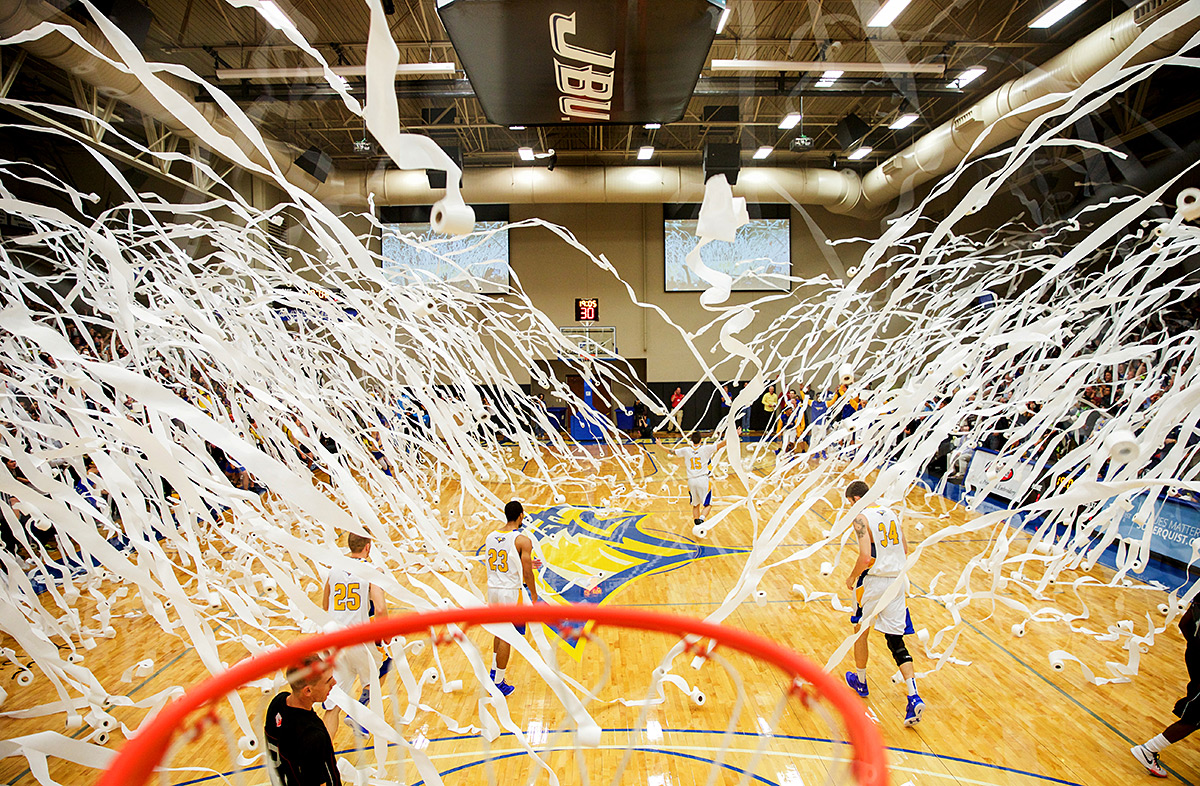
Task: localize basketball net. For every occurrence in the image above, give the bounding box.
[98,604,887,786]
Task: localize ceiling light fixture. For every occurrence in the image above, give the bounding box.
[815,70,843,87]
[518,147,535,161]
[716,7,732,34]
[710,60,944,75]
[948,66,987,89]
[847,146,873,160]
[215,63,457,80]
[508,125,526,130]
[637,145,654,160]
[889,112,919,129]
[644,123,662,130]
[753,146,772,160]
[257,0,296,31]
[1029,0,1089,28]
[866,0,912,28]
[778,112,802,130]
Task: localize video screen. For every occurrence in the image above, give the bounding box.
[663,204,790,292]
[379,205,510,294]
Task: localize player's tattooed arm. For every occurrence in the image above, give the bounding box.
[846,515,873,589]
[852,514,869,540]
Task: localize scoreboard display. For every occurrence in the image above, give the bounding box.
[575,298,599,322]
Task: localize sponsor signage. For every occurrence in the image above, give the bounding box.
[1107,491,1200,566]
[967,447,1200,565]
[965,448,1037,503]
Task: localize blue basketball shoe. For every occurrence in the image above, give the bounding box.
[904,693,925,726]
[844,671,868,698]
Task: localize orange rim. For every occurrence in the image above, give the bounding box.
[97,602,888,786]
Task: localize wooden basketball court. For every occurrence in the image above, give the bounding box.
[1,438,1194,786]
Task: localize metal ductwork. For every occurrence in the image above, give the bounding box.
[845,0,1200,214]
[0,0,326,193]
[311,165,863,211]
[2,0,1197,215]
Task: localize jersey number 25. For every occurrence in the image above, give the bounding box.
[331,582,363,611]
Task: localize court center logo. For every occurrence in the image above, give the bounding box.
[523,504,748,656]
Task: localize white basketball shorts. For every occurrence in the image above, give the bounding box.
[853,574,911,636]
[332,642,377,692]
[487,587,522,606]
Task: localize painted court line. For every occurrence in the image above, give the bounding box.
[170,728,1087,786]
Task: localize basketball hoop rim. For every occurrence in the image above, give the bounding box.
[97,603,888,786]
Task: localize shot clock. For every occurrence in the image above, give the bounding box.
[575,298,599,322]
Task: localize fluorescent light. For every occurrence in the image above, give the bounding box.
[753,146,772,160]
[948,66,986,88]
[644,123,661,130]
[710,59,944,75]
[778,112,802,130]
[847,146,873,160]
[716,7,732,34]
[518,147,534,161]
[866,0,912,28]
[394,63,457,74]
[637,145,654,160]
[215,64,456,80]
[258,1,296,31]
[508,125,526,130]
[816,69,843,87]
[1029,0,1088,28]
[889,112,919,129]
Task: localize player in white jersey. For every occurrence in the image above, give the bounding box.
[483,500,539,697]
[322,532,387,736]
[674,431,732,529]
[842,480,926,727]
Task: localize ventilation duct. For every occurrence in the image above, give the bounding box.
[2,0,1197,215]
[846,0,1200,214]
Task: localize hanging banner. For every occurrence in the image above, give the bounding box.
[436,0,723,126]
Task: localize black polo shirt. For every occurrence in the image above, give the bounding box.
[264,692,340,786]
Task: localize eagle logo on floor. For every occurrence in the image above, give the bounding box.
[521,504,748,658]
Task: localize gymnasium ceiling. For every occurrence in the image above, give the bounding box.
[3,0,1199,186]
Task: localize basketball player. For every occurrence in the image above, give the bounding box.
[483,500,539,697]
[842,480,926,726]
[778,389,804,456]
[675,432,730,529]
[264,654,341,786]
[321,532,387,736]
[1131,597,1199,777]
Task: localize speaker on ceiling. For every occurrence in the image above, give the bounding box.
[90,0,153,48]
[294,148,333,184]
[426,146,463,190]
[834,113,871,152]
[703,142,740,186]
